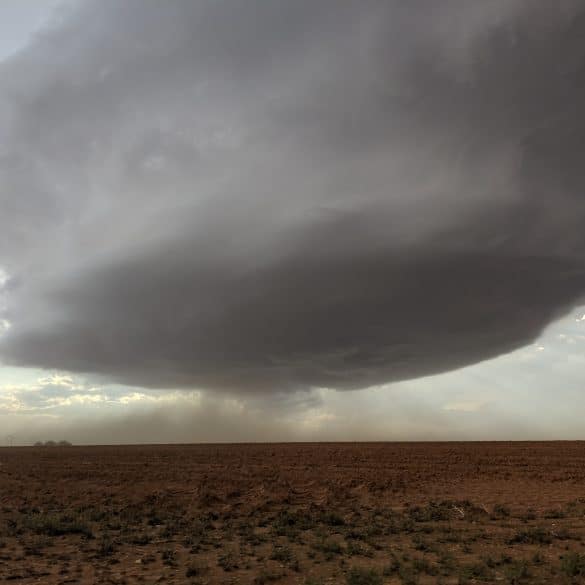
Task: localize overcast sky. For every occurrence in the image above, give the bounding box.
[1,1,585,445]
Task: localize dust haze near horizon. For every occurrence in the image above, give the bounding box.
[1,1,585,444]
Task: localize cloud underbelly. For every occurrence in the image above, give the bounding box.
[1,1,585,392]
[2,248,583,392]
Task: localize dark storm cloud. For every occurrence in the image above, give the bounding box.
[1,0,585,392]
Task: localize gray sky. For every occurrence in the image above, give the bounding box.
[1,1,585,444]
[0,1,62,59]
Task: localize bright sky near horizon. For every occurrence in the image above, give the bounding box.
[0,1,61,60]
[1,1,585,445]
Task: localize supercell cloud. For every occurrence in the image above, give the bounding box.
[1,1,585,392]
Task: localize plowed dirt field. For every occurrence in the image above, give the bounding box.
[1,442,585,584]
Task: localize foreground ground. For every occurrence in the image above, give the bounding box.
[2,442,585,584]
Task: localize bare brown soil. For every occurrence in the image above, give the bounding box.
[2,442,585,584]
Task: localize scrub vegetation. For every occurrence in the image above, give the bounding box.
[1,442,585,583]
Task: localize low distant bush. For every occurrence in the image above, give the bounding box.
[253,569,285,584]
[97,534,115,556]
[492,504,511,518]
[27,513,93,538]
[346,567,383,585]
[503,560,530,582]
[186,560,209,577]
[508,527,552,545]
[561,552,585,577]
[218,548,239,571]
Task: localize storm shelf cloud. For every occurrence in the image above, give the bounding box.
[1,0,585,394]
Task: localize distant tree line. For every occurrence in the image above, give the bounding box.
[33,440,73,447]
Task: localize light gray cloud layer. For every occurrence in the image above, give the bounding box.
[1,1,585,393]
